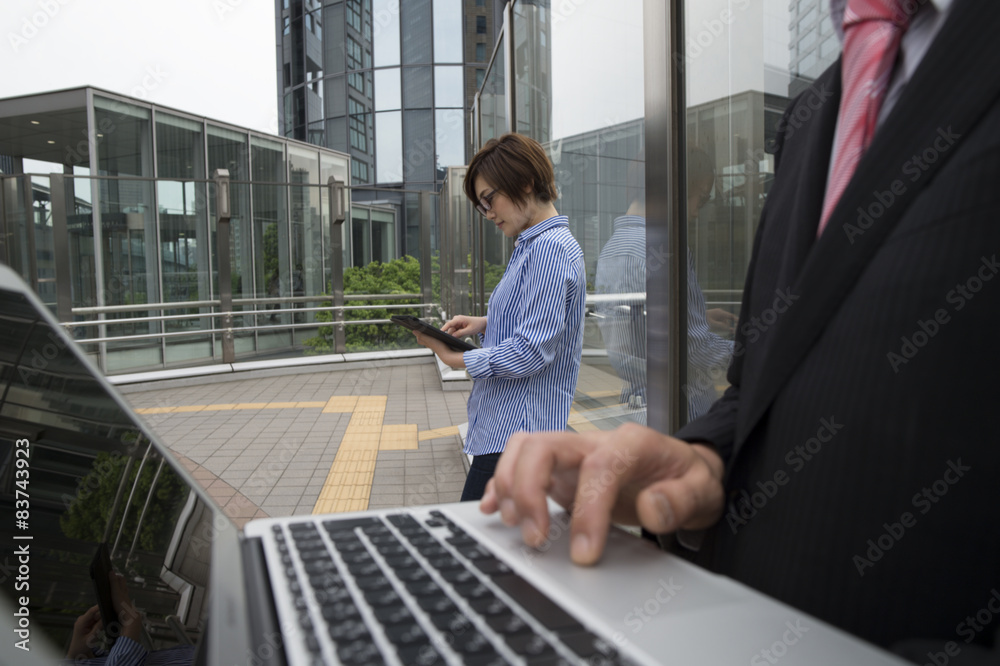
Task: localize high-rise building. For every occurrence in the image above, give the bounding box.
[276,0,499,189]
[787,0,838,97]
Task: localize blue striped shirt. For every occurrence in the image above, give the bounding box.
[61,636,196,666]
[462,215,586,456]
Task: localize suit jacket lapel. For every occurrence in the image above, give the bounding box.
[738,0,1000,443]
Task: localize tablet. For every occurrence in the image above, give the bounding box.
[89,542,120,645]
[391,314,477,352]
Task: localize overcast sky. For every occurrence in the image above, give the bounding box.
[5,0,280,134]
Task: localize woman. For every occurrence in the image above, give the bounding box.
[413,133,586,501]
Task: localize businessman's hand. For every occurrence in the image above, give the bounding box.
[481,424,726,565]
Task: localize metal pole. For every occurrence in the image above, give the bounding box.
[21,175,38,292]
[419,190,433,318]
[213,169,234,363]
[328,177,347,353]
[49,174,73,323]
[644,0,687,434]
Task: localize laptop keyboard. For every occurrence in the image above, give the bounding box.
[271,511,629,666]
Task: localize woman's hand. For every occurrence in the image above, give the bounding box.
[442,315,487,338]
[110,571,144,642]
[413,331,466,369]
[66,605,102,659]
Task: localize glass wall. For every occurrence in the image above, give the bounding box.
[467,0,840,429]
[250,136,292,351]
[0,88,352,375]
[680,0,836,420]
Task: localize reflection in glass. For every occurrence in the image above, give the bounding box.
[375,111,403,183]
[372,0,401,67]
[288,146,324,330]
[432,0,463,63]
[403,110,434,182]
[434,65,465,108]
[0,294,211,656]
[479,37,506,143]
[435,109,466,172]
[251,137,291,346]
[374,67,402,111]
[403,66,433,109]
[401,0,432,65]
[208,126,251,302]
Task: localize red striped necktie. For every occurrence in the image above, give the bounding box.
[818,0,913,236]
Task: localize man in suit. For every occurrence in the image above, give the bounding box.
[481,0,1000,659]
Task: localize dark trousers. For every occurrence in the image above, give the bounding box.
[460,452,503,502]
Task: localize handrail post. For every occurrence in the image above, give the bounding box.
[213,169,234,364]
[49,173,73,323]
[419,190,433,318]
[328,177,347,353]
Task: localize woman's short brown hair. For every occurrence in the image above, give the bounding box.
[464,133,558,210]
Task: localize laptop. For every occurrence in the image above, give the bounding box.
[0,263,908,666]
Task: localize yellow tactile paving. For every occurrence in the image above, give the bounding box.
[132,392,460,516]
[356,395,388,411]
[314,395,392,514]
[323,396,359,413]
[418,426,460,441]
[380,424,419,450]
[586,390,622,400]
[568,409,602,432]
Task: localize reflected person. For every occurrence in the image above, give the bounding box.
[63,571,194,665]
[594,147,737,420]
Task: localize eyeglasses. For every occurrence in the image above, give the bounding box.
[476,189,498,216]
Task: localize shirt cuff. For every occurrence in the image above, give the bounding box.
[106,636,148,666]
[463,347,492,379]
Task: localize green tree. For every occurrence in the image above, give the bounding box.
[60,450,185,554]
[304,256,428,353]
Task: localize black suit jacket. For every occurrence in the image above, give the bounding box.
[675,0,1000,652]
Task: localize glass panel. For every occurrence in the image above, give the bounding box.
[403,110,434,182]
[401,0,432,65]
[251,137,291,345]
[479,36,506,143]
[678,0,837,421]
[433,0,463,63]
[99,175,161,369]
[67,175,97,309]
[403,66,434,109]
[375,111,403,183]
[435,109,465,172]
[434,65,464,108]
[208,126,250,302]
[372,0,401,67]
[313,189,419,354]
[94,96,153,178]
[288,146,324,326]
[507,0,647,427]
[375,67,402,111]
[0,303,215,653]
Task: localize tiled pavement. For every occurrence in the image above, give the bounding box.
[119,358,633,529]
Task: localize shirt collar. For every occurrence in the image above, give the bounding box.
[612,215,646,230]
[514,214,568,247]
[830,0,951,43]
